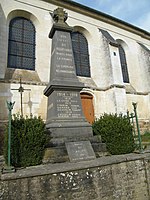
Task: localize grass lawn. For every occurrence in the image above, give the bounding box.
[141,131,150,150]
[134,131,150,150]
[141,131,150,142]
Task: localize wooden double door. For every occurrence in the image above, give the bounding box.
[80,93,95,124]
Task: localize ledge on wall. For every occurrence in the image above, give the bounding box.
[125,84,137,94]
[3,68,46,85]
[77,76,97,89]
[125,84,149,95]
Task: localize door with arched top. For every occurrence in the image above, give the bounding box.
[80,93,95,124]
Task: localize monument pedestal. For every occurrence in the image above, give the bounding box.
[44,84,93,145]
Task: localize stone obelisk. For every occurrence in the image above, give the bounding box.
[44,8,93,144]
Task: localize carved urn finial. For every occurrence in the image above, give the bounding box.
[52,7,68,24]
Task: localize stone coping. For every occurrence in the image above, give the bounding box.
[1,153,150,181]
[0,79,47,86]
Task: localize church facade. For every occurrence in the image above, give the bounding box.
[0,0,150,131]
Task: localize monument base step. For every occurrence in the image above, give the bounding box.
[43,141,107,164]
[47,135,102,147]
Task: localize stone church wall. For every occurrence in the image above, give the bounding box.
[0,0,150,129]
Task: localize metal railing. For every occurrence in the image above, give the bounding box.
[127,102,143,153]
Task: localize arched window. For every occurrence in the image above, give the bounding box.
[118,45,129,83]
[8,17,36,70]
[71,32,90,77]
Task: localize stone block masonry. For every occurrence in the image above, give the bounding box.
[0,153,150,200]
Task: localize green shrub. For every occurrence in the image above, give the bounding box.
[92,113,135,155]
[4,114,48,167]
[0,123,7,155]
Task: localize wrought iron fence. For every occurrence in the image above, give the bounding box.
[127,102,143,153]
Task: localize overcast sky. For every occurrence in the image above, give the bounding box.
[74,0,150,32]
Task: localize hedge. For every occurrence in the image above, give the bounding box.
[92,113,135,155]
[4,115,48,167]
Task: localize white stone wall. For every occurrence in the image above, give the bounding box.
[10,83,47,120]
[0,0,149,125]
[0,3,7,79]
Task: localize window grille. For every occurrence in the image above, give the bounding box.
[71,32,91,77]
[118,45,129,83]
[8,17,36,70]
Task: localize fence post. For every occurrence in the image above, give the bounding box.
[132,102,143,153]
[130,113,136,137]
[2,101,15,173]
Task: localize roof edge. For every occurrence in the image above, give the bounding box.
[42,0,150,40]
